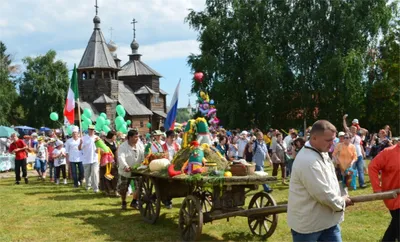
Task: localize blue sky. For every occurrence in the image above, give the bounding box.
[0,0,205,108]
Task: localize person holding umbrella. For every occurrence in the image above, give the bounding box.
[8,133,29,184]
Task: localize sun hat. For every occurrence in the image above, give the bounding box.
[338,131,345,137]
[352,119,359,124]
[88,125,95,130]
[240,131,248,136]
[55,140,63,146]
[152,130,163,136]
[72,126,79,133]
[31,132,38,137]
[38,136,44,141]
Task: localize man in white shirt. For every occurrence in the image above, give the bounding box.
[237,131,248,159]
[79,125,100,192]
[288,120,353,242]
[65,126,83,188]
[117,129,144,210]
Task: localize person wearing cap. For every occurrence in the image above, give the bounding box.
[150,130,165,154]
[79,124,100,192]
[46,138,56,182]
[117,129,144,210]
[237,131,249,159]
[29,133,39,151]
[332,132,357,194]
[343,115,367,189]
[9,133,29,184]
[52,140,67,185]
[65,126,84,188]
[34,136,48,180]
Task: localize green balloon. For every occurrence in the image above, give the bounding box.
[83,108,92,118]
[102,125,111,133]
[95,122,102,132]
[145,133,151,138]
[119,125,128,134]
[82,122,89,131]
[146,122,152,128]
[126,120,131,125]
[67,125,73,135]
[119,109,126,118]
[115,116,124,126]
[116,105,124,115]
[100,112,107,119]
[96,116,105,126]
[50,112,58,121]
[105,119,111,126]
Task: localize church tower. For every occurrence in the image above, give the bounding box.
[77,1,120,121]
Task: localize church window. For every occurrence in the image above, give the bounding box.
[154,94,160,103]
[82,72,87,80]
[89,71,95,79]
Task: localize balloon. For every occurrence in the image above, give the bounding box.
[67,125,73,135]
[145,133,151,139]
[96,116,105,126]
[82,122,89,131]
[83,108,92,118]
[115,116,124,126]
[210,99,214,105]
[100,112,107,119]
[102,125,111,133]
[194,72,204,83]
[105,119,111,126]
[119,109,126,118]
[146,122,152,129]
[95,122,102,132]
[126,120,131,125]
[119,125,128,134]
[116,105,125,116]
[50,112,59,121]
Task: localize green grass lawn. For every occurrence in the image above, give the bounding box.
[0,163,391,242]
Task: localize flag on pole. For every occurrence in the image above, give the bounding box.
[164,79,181,131]
[64,64,79,125]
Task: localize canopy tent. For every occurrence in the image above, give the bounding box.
[14,126,36,130]
[0,126,17,138]
[39,127,51,132]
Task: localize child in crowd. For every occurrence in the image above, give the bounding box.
[35,136,48,180]
[52,140,67,185]
[47,139,56,182]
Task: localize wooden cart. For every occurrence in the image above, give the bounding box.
[131,170,280,241]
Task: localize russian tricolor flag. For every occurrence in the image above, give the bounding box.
[164,80,181,131]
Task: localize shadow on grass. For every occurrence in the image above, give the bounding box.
[44,192,104,201]
[220,231,262,241]
[55,208,222,241]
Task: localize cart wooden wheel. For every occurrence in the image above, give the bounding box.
[138,176,160,224]
[179,195,203,242]
[247,192,278,239]
[200,192,213,213]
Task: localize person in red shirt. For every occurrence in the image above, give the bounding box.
[8,133,29,184]
[368,143,400,242]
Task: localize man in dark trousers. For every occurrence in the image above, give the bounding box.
[9,133,29,184]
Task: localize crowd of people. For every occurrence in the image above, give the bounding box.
[4,117,399,241]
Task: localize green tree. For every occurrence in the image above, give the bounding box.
[0,41,19,125]
[186,0,395,130]
[365,19,400,135]
[18,50,69,128]
[176,108,191,123]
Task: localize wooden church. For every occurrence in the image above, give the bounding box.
[76,10,167,134]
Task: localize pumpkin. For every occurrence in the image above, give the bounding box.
[149,158,170,171]
[224,171,232,177]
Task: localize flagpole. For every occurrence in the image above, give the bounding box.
[77,98,83,137]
